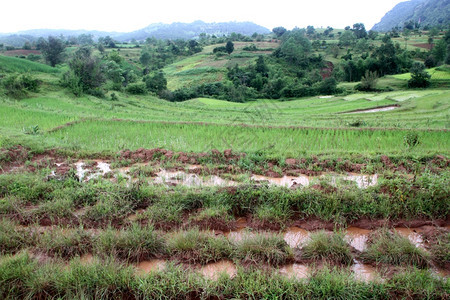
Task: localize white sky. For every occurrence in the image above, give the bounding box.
[1,0,405,33]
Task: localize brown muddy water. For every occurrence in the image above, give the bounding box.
[352,260,378,282]
[200,260,237,280]
[72,160,378,189]
[279,263,309,279]
[136,259,166,274]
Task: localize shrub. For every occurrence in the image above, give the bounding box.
[356,70,378,91]
[404,132,420,149]
[126,82,147,94]
[1,74,40,98]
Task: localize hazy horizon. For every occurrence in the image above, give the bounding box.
[1,0,405,34]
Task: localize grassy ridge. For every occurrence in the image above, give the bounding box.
[0,56,59,73]
[1,171,448,227]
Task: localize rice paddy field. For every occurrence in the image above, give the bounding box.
[0,52,449,299]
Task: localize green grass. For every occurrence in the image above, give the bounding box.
[0,55,59,73]
[233,233,293,266]
[0,218,29,254]
[300,231,353,265]
[168,229,232,264]
[2,251,448,299]
[46,119,450,156]
[361,228,430,268]
[95,224,165,262]
[392,66,450,81]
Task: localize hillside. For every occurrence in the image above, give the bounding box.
[372,0,450,31]
[115,21,271,41]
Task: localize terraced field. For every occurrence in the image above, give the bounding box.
[0,55,449,298]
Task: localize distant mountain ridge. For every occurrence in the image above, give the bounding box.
[0,21,270,47]
[372,0,450,31]
[115,21,271,41]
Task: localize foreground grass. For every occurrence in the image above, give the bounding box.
[0,252,448,299]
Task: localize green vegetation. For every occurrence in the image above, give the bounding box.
[234,233,292,265]
[300,231,353,265]
[0,56,59,73]
[0,21,449,298]
[0,252,448,299]
[361,229,430,268]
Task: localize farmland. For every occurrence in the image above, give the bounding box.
[1,29,450,298]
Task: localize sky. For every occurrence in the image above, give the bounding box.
[1,0,406,33]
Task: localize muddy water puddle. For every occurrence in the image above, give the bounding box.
[279,263,309,279]
[283,227,310,248]
[251,174,309,188]
[69,160,380,189]
[80,253,94,264]
[200,260,237,280]
[251,173,378,189]
[136,259,166,274]
[345,106,398,114]
[352,260,377,282]
[155,170,235,187]
[75,160,111,181]
[394,227,424,248]
[345,227,372,251]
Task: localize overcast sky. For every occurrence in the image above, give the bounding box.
[1,0,405,33]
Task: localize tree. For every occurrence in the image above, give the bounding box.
[306,26,315,36]
[143,72,167,93]
[324,26,333,36]
[368,30,378,40]
[339,31,356,47]
[352,23,367,39]
[278,29,312,66]
[139,51,152,67]
[41,36,66,67]
[225,41,234,55]
[272,27,287,37]
[187,40,202,54]
[408,62,430,88]
[432,39,447,64]
[62,47,105,95]
[255,55,268,76]
[97,43,105,54]
[78,34,94,45]
[402,29,411,49]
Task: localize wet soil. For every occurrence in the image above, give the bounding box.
[2,146,448,181]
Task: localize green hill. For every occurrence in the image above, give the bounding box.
[372,0,450,31]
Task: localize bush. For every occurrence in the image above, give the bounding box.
[126,82,147,94]
[1,74,40,98]
[356,70,378,91]
[404,132,420,149]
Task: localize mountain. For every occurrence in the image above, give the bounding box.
[115,21,271,41]
[372,0,450,31]
[0,21,271,46]
[0,29,121,47]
